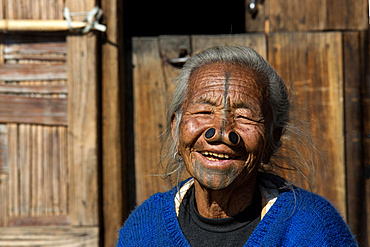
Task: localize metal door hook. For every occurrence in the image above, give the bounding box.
[247,0,264,17]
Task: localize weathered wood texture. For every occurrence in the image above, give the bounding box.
[363,28,370,247]
[0,35,67,125]
[133,32,349,218]
[0,63,66,81]
[7,124,68,218]
[133,34,267,204]
[0,0,99,245]
[0,0,64,20]
[0,226,99,246]
[268,32,346,215]
[101,0,126,245]
[133,37,169,205]
[343,31,368,246]
[245,0,369,32]
[0,95,67,125]
[66,0,99,227]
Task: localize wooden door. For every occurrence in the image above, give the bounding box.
[132,34,267,204]
[132,32,346,215]
[245,1,369,245]
[0,1,99,246]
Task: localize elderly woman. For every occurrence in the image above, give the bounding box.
[117,46,357,246]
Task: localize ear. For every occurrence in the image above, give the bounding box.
[170,113,178,141]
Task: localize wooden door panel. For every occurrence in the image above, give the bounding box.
[268,32,346,215]
[245,0,369,32]
[133,34,266,204]
[133,33,348,220]
[133,37,170,204]
[191,34,266,58]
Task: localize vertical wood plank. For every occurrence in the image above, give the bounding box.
[19,124,31,216]
[0,124,8,226]
[66,0,99,226]
[35,125,43,216]
[43,126,52,215]
[101,0,125,245]
[0,173,8,226]
[59,126,68,215]
[52,126,60,215]
[343,32,367,245]
[0,125,7,173]
[133,37,169,204]
[268,32,346,216]
[266,0,368,32]
[362,28,370,247]
[191,34,267,59]
[159,35,191,104]
[8,124,18,217]
[31,124,39,216]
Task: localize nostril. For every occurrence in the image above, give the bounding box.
[205,128,216,139]
[229,131,240,145]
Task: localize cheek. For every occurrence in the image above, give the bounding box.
[238,125,267,152]
[179,117,207,147]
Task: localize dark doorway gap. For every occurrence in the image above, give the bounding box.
[124,1,246,36]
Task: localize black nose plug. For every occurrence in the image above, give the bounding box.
[229,131,240,145]
[205,128,216,139]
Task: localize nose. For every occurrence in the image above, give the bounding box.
[204,127,240,146]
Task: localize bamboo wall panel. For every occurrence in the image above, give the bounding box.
[268,32,346,216]
[0,84,67,94]
[0,63,67,81]
[245,0,369,32]
[0,124,8,226]
[7,124,68,220]
[0,124,7,173]
[0,0,100,245]
[1,0,64,20]
[0,95,67,125]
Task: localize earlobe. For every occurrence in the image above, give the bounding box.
[170,113,178,141]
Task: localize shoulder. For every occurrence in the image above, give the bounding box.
[116,181,192,247]
[274,188,358,246]
[116,189,177,246]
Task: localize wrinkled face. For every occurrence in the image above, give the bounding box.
[176,62,271,190]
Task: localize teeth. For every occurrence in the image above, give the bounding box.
[201,152,232,159]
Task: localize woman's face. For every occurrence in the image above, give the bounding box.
[175,62,271,190]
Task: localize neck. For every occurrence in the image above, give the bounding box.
[194,175,258,219]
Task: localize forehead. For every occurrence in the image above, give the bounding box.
[187,62,268,100]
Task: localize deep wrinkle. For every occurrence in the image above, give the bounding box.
[221,71,231,135]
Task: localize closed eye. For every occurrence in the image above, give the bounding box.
[235,115,264,124]
[195,111,212,115]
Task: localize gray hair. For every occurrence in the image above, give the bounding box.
[160,46,318,187]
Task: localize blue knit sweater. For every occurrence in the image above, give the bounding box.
[117,182,357,246]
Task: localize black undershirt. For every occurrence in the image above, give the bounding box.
[178,185,262,247]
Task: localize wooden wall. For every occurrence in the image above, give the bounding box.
[0,0,99,246]
[131,0,369,246]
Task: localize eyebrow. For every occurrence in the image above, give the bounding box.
[232,102,252,110]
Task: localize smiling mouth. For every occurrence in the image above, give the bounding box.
[200,151,238,161]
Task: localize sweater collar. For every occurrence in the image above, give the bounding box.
[174,177,280,220]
